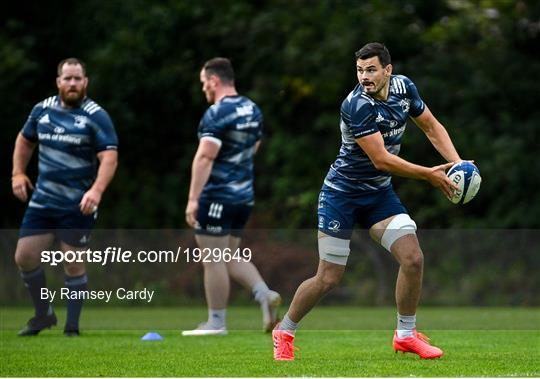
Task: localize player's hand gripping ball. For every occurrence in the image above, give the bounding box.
[446,161,481,204]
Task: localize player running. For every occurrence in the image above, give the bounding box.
[183,57,280,336]
[12,57,118,336]
[273,43,465,360]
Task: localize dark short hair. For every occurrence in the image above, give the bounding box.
[202,57,235,85]
[57,57,87,76]
[355,43,391,67]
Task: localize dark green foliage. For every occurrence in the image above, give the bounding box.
[2,1,538,228]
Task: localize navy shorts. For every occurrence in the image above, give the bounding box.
[317,184,408,239]
[19,206,97,247]
[195,201,253,237]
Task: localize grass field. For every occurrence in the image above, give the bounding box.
[1,306,538,377]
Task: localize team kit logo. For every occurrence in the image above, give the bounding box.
[74,115,89,129]
[208,203,223,219]
[318,192,326,209]
[399,98,411,113]
[328,220,341,233]
[39,114,51,124]
[318,216,341,233]
[206,203,224,234]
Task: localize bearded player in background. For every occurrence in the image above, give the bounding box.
[12,58,118,336]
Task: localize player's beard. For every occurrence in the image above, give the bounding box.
[60,87,86,107]
[363,78,387,97]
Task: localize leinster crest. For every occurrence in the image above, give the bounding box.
[399,99,411,113]
[74,115,89,129]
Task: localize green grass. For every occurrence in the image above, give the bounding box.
[1,306,539,377]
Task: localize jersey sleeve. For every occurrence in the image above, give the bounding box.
[20,103,43,141]
[405,77,425,117]
[91,110,118,152]
[343,99,379,139]
[199,107,226,141]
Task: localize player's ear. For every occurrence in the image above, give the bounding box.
[209,74,219,87]
[56,77,61,88]
[385,64,393,77]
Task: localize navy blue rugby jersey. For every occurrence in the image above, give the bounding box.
[21,95,118,210]
[324,75,425,193]
[198,95,263,205]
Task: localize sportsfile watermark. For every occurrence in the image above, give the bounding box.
[0,229,538,330]
[40,246,253,266]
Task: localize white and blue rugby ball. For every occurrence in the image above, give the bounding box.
[446,161,481,204]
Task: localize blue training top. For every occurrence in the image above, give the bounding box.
[324,75,425,193]
[198,95,263,205]
[21,95,118,210]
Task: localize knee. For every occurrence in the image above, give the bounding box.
[315,269,342,293]
[14,249,38,271]
[400,249,424,272]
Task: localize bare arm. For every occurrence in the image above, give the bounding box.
[12,133,37,202]
[356,132,457,198]
[79,150,118,215]
[185,138,221,227]
[412,105,461,162]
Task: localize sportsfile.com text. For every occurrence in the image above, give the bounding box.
[40,247,253,266]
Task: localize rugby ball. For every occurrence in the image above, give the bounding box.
[446,161,481,204]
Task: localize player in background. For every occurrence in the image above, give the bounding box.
[12,58,118,336]
[273,43,465,360]
[183,57,280,336]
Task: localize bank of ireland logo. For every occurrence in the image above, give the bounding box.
[399,99,410,113]
[328,220,341,233]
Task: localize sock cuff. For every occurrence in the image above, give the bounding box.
[252,281,269,294]
[397,313,416,321]
[280,313,299,332]
[65,274,88,286]
[20,266,44,279]
[208,308,227,328]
